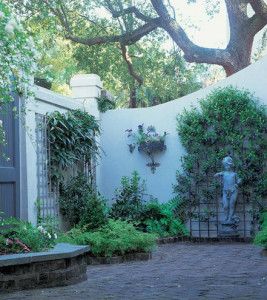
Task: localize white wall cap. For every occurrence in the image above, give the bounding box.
[70,74,103,88]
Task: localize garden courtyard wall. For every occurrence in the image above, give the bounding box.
[16,56,267,235]
[98,56,267,203]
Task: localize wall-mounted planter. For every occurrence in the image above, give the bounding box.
[127,125,167,173]
[138,140,166,154]
[138,140,166,173]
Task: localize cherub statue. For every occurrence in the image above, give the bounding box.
[214,156,241,224]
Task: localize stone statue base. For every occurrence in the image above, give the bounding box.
[218,222,239,237]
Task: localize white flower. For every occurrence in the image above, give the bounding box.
[54,233,58,239]
[0,11,5,18]
[5,23,15,35]
[8,19,17,27]
[47,233,52,239]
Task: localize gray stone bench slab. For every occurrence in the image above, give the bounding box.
[0,243,90,267]
[0,243,90,293]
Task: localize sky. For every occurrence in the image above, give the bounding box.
[171,0,229,48]
[96,0,230,49]
[96,0,266,56]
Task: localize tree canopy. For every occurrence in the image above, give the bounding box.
[6,0,267,107]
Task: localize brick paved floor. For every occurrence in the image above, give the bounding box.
[2,243,267,300]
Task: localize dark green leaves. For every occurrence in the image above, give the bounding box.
[46,109,100,182]
[175,86,267,220]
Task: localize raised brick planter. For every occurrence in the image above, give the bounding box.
[0,243,89,293]
[87,252,152,265]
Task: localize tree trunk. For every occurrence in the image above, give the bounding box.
[129,87,137,108]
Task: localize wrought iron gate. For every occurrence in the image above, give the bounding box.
[186,188,258,238]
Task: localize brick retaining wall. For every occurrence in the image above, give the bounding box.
[0,243,89,293]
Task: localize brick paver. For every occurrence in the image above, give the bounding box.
[2,243,267,300]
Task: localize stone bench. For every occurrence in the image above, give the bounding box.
[0,243,89,293]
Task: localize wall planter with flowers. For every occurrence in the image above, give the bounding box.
[126,124,167,173]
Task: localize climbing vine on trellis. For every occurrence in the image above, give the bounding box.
[174,86,267,223]
[46,109,100,184]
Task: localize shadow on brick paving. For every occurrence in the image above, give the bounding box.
[2,243,267,300]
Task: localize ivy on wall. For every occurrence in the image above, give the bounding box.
[46,109,100,183]
[174,86,267,222]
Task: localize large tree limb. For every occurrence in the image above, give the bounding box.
[150,0,231,68]
[66,19,160,46]
[120,44,143,85]
[109,6,153,23]
[40,0,267,77]
[249,0,267,18]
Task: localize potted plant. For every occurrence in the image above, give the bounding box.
[126,124,167,173]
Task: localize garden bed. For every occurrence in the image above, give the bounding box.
[0,243,89,293]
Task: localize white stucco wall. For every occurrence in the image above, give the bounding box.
[98,56,267,203]
[25,76,102,224]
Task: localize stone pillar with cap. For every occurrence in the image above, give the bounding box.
[70,73,102,190]
[70,74,102,118]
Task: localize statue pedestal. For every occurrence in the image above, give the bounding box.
[219,222,239,237]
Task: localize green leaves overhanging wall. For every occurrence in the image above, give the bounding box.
[174,86,267,221]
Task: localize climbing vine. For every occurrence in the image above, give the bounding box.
[46,109,100,183]
[0,1,37,146]
[174,86,267,223]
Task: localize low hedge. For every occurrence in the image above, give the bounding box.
[59,219,157,257]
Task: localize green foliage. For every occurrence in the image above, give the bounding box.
[109,171,149,222]
[47,109,100,182]
[8,0,208,107]
[254,212,267,249]
[142,199,189,237]
[79,193,108,231]
[0,1,37,103]
[0,214,57,254]
[127,124,167,147]
[59,173,107,229]
[0,1,37,146]
[109,172,187,237]
[59,219,156,257]
[174,86,267,222]
[76,41,204,108]
[96,96,116,113]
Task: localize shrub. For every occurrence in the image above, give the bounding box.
[0,215,57,254]
[59,173,107,229]
[79,193,108,230]
[96,95,116,113]
[59,219,157,257]
[109,171,150,222]
[142,200,188,237]
[254,212,267,250]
